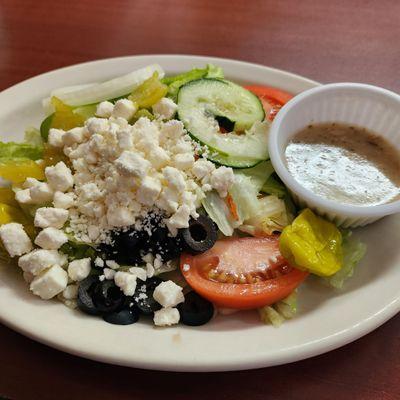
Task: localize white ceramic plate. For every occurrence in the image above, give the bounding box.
[0,55,399,372]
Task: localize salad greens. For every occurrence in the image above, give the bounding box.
[162,64,224,100]
[259,291,298,327]
[324,232,367,289]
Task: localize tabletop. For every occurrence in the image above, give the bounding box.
[0,0,400,399]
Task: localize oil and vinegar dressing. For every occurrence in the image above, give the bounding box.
[285,123,400,206]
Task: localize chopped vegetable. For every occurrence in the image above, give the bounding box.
[0,141,43,161]
[0,203,35,237]
[0,187,18,207]
[162,64,223,100]
[181,236,308,309]
[43,64,164,107]
[202,190,238,236]
[50,97,86,131]
[40,114,54,141]
[0,159,45,183]
[324,233,366,289]
[128,72,168,109]
[258,291,298,327]
[24,127,43,147]
[261,174,287,198]
[130,109,155,123]
[239,195,291,236]
[60,240,96,261]
[279,209,343,277]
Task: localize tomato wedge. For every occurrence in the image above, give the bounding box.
[180,236,308,309]
[245,85,294,121]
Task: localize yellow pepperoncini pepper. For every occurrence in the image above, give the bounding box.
[279,208,343,277]
[0,159,45,183]
[129,72,168,109]
[0,203,35,238]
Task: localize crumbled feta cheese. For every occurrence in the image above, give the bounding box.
[79,182,103,201]
[23,271,35,283]
[112,99,137,120]
[105,259,119,270]
[18,249,67,275]
[210,166,235,197]
[182,263,190,272]
[48,128,65,148]
[137,176,161,206]
[68,258,91,282]
[94,257,104,268]
[15,188,33,204]
[95,101,114,118]
[115,151,151,178]
[160,119,185,140]
[34,227,68,250]
[45,162,74,192]
[114,271,137,296]
[163,166,186,191]
[23,177,40,189]
[153,280,184,308]
[152,97,178,120]
[0,223,32,257]
[34,207,69,229]
[86,117,109,135]
[147,146,170,169]
[117,129,133,150]
[173,153,194,170]
[63,127,86,146]
[192,159,216,180]
[129,266,147,282]
[30,181,54,203]
[153,307,180,326]
[30,264,68,299]
[106,206,135,227]
[146,263,155,278]
[62,284,78,300]
[53,191,75,209]
[166,205,191,233]
[103,268,116,280]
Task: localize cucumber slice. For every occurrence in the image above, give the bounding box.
[206,151,262,168]
[177,79,268,161]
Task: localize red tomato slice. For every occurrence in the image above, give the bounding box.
[245,85,294,121]
[180,236,308,309]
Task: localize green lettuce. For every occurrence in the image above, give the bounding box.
[0,141,43,160]
[261,174,287,198]
[258,291,298,327]
[324,233,366,289]
[24,127,43,147]
[162,64,224,100]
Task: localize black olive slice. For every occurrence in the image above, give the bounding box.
[181,215,217,254]
[103,309,140,325]
[93,280,125,314]
[178,291,214,326]
[77,276,102,316]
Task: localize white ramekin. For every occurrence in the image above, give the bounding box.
[268,82,400,228]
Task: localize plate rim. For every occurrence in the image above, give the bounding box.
[0,54,399,372]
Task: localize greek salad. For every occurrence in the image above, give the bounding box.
[0,64,366,327]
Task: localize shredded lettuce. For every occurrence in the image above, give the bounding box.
[162,64,224,100]
[239,195,291,236]
[258,291,298,327]
[60,240,96,261]
[202,191,238,236]
[24,127,43,147]
[0,142,43,161]
[261,174,287,198]
[324,233,366,289]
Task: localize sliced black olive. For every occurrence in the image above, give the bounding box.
[178,291,214,326]
[150,226,184,261]
[77,276,102,316]
[132,276,163,315]
[103,309,140,325]
[181,215,217,254]
[93,280,125,314]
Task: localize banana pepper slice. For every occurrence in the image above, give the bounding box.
[279,208,343,277]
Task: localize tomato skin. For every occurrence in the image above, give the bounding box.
[245,85,294,121]
[180,237,308,310]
